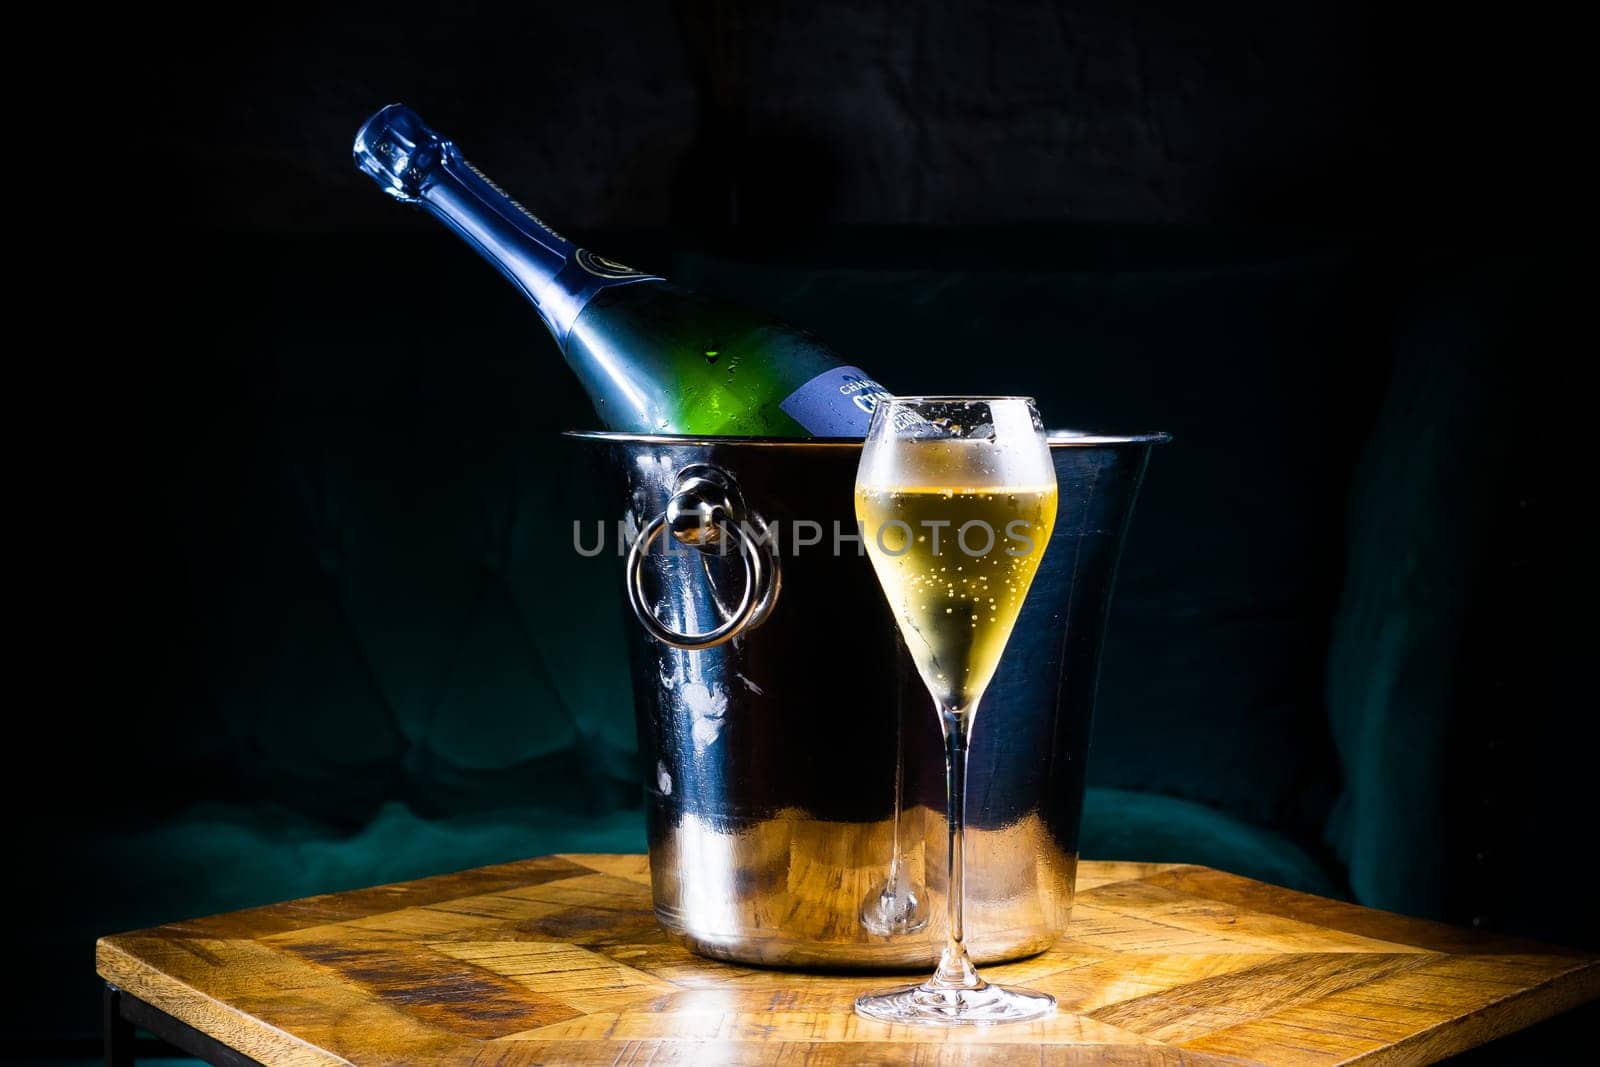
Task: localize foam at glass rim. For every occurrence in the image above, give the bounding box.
[856,436,1056,493]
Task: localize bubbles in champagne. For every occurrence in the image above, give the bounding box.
[856,486,1057,711]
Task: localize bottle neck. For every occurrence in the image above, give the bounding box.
[412,145,658,342]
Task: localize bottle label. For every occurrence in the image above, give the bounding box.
[574,249,656,280]
[780,366,892,436]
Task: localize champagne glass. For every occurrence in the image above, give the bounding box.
[854,397,1059,1026]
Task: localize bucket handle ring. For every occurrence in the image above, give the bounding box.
[625,467,780,650]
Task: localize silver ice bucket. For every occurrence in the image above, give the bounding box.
[575,430,1165,968]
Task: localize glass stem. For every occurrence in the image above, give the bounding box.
[930,701,983,990]
[886,698,906,887]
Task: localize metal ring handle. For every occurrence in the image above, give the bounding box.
[626,513,763,650]
[741,516,782,632]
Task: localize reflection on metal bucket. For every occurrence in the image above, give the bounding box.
[573,430,1165,970]
[649,809,1075,968]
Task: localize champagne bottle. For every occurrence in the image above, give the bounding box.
[353,104,890,436]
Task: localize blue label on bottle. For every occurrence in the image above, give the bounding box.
[779,366,891,436]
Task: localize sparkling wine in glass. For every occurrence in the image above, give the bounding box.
[854,396,1059,1026]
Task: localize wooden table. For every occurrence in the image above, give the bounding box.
[98,854,1597,1065]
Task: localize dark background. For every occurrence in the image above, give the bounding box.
[27,0,1588,1061]
[122,0,1566,234]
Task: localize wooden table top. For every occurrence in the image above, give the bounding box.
[98,854,1597,1065]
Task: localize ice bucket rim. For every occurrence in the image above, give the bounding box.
[564,429,1171,448]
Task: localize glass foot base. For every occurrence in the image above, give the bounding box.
[854,982,1056,1027]
[859,881,930,936]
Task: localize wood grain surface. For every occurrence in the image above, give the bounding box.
[98,855,1598,1065]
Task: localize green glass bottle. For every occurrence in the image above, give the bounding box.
[354,104,890,436]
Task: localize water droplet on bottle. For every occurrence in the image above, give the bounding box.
[704,350,720,365]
